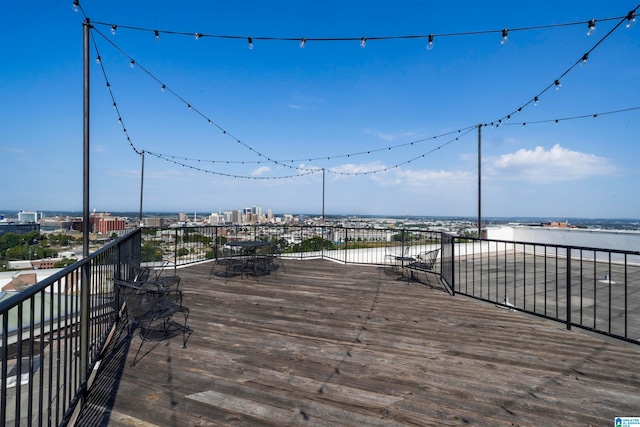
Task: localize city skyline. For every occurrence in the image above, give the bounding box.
[1,1,639,219]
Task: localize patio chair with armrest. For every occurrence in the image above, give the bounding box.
[384,242,413,277]
[406,248,440,280]
[115,278,192,366]
[128,262,181,291]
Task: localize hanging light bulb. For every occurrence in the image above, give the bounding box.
[555,119,559,125]
[187,104,192,110]
[95,55,101,64]
[360,37,367,48]
[111,24,117,35]
[587,19,596,35]
[248,37,254,49]
[427,34,434,50]
[72,0,79,12]
[300,38,306,48]
[194,32,202,40]
[500,29,508,45]
[129,59,135,68]
[555,80,561,90]
[112,102,117,109]
[534,96,539,106]
[161,84,166,92]
[626,10,636,28]
[580,53,589,65]
[154,30,160,42]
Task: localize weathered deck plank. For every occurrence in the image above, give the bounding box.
[77,259,640,426]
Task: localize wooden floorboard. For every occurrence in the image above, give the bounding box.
[77,259,640,426]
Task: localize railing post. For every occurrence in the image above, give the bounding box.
[450,234,456,296]
[80,18,91,398]
[174,229,178,268]
[344,229,348,264]
[566,248,572,330]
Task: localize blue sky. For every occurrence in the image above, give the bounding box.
[1,1,638,218]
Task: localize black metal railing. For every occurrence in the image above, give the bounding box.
[138,224,442,269]
[0,230,141,426]
[447,236,640,344]
[2,224,639,425]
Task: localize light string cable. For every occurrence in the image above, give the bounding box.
[483,4,639,129]
[504,106,640,128]
[145,126,477,178]
[89,24,143,155]
[89,26,301,171]
[86,4,637,168]
[84,3,638,176]
[89,24,481,171]
[147,104,640,176]
[326,126,478,176]
[89,24,475,179]
[90,14,627,48]
[142,125,477,166]
[144,150,322,180]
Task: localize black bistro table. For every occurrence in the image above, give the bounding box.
[226,241,273,279]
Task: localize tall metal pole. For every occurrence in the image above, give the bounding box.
[322,168,325,221]
[139,150,145,226]
[80,18,91,389]
[477,124,482,239]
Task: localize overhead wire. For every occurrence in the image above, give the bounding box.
[80,2,639,180]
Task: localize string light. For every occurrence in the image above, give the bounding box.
[426,34,434,50]
[248,37,253,49]
[90,13,628,49]
[300,38,306,48]
[360,37,366,48]
[500,29,508,45]
[87,8,638,179]
[626,10,637,28]
[72,0,79,12]
[129,59,135,68]
[580,53,589,65]
[95,55,101,64]
[110,24,117,35]
[161,84,165,92]
[154,30,159,42]
[534,96,539,106]
[587,19,596,35]
[194,32,202,40]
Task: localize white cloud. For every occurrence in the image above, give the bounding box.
[251,166,271,176]
[392,168,474,188]
[288,104,305,110]
[489,144,616,183]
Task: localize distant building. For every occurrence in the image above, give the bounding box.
[143,217,166,227]
[18,211,40,223]
[96,217,126,234]
[0,222,40,236]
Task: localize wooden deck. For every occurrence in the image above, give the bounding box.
[77,259,640,426]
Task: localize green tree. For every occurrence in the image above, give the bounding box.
[54,258,77,268]
[141,243,163,262]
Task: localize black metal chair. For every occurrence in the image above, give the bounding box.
[406,248,440,280]
[384,243,413,277]
[128,263,181,291]
[115,279,192,366]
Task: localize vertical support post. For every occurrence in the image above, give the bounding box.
[322,168,325,222]
[139,150,145,226]
[566,248,572,330]
[80,18,91,390]
[477,124,482,240]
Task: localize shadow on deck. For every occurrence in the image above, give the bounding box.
[76,258,640,426]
